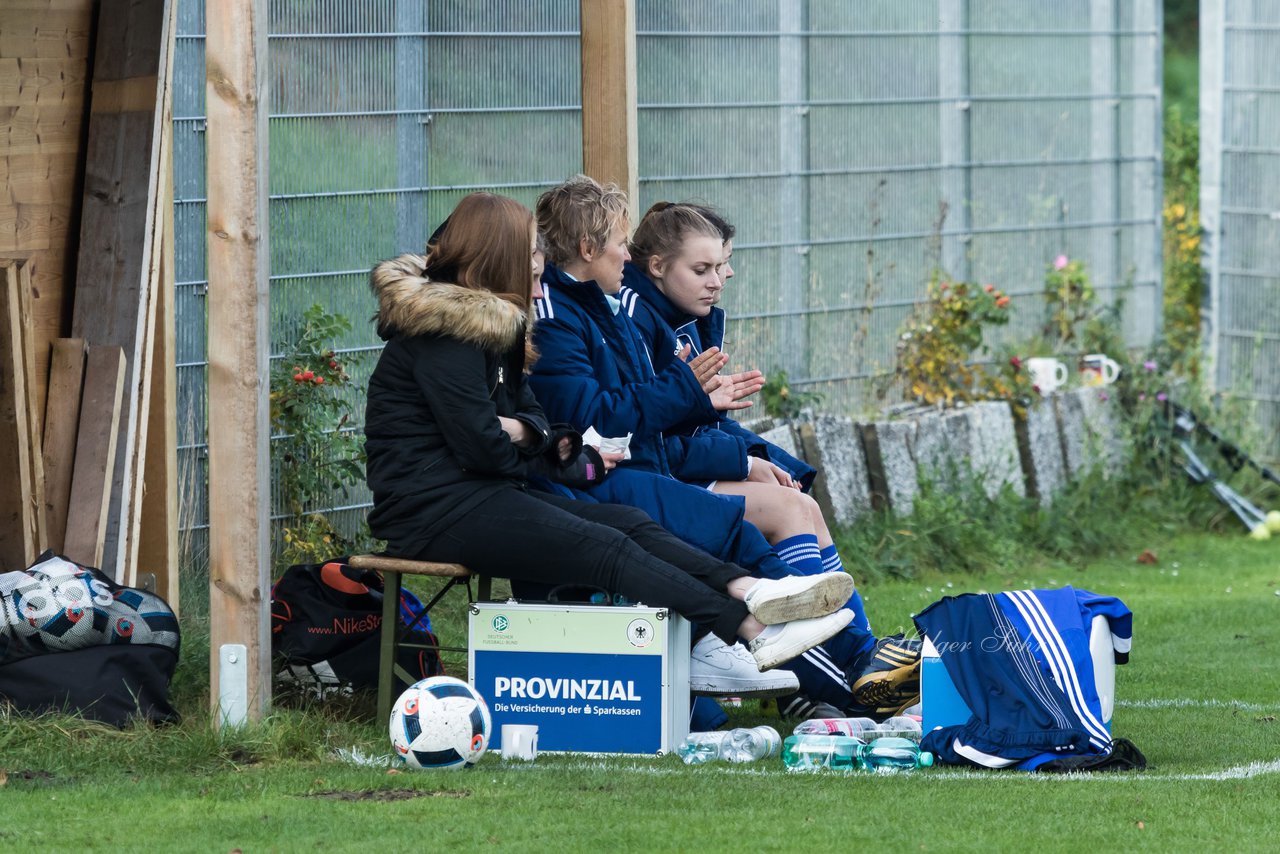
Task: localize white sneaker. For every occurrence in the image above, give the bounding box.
[689,634,800,698]
[743,573,855,625]
[748,609,854,671]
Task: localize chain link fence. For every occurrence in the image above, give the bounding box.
[173,1,1163,579]
[1201,0,1280,460]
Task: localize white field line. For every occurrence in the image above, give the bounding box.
[1117,698,1280,712]
[503,758,1280,782]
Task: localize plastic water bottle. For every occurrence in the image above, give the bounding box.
[678,727,781,765]
[792,717,879,738]
[876,716,924,743]
[782,734,862,771]
[723,726,781,762]
[792,716,922,743]
[858,736,934,772]
[782,735,934,772]
[678,731,733,765]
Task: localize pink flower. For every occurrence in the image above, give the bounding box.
[1156,392,1168,402]
[1054,254,1069,270]
[1138,393,1147,401]
[1143,360,1157,372]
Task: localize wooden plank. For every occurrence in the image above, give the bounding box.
[62,345,125,569]
[0,57,90,108]
[0,261,36,569]
[41,337,86,555]
[579,0,639,220]
[14,260,47,551]
[0,0,96,478]
[70,0,169,581]
[0,10,92,60]
[207,0,272,723]
[0,104,85,157]
[137,155,177,610]
[127,0,177,591]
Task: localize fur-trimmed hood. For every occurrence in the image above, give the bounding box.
[370,253,527,350]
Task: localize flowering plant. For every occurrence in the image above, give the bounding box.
[896,275,1012,407]
[269,304,369,570]
[1044,254,1097,347]
[980,350,1039,419]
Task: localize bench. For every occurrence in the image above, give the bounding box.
[346,554,491,722]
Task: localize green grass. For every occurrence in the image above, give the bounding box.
[4,530,1280,851]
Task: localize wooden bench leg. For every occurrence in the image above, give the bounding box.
[377,569,401,724]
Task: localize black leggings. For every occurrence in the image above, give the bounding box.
[415,489,751,644]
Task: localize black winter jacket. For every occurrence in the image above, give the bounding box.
[363,254,599,558]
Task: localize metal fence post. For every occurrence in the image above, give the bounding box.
[395,0,426,252]
[1089,0,1119,310]
[938,0,971,283]
[1199,0,1225,387]
[1133,0,1163,342]
[778,0,808,378]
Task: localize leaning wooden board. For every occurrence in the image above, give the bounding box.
[63,345,126,570]
[70,0,173,581]
[13,260,48,555]
[41,337,88,556]
[0,261,36,570]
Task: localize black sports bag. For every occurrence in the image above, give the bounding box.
[0,552,181,726]
[270,559,444,696]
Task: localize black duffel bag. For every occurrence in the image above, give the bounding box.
[0,552,181,727]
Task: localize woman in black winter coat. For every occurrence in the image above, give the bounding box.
[362,192,852,670]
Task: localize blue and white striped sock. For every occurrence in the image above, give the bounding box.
[821,544,872,634]
[774,533,824,575]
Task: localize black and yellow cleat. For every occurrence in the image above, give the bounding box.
[849,635,922,716]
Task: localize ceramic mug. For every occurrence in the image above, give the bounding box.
[1025,357,1069,393]
[501,724,539,761]
[1080,353,1121,386]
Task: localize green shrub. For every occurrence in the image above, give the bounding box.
[269,304,377,573]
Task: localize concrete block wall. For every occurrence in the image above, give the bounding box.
[730,388,1129,522]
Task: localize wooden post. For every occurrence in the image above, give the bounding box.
[206,0,271,722]
[579,0,639,220]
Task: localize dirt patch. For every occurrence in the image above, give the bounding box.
[0,769,56,786]
[305,788,470,802]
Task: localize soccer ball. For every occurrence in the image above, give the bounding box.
[113,588,180,651]
[6,572,105,651]
[389,676,492,770]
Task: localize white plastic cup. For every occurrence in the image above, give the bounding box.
[501,724,539,761]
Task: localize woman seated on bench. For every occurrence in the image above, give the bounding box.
[362,191,852,672]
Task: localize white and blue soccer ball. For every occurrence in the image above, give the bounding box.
[389,676,492,770]
[7,572,101,650]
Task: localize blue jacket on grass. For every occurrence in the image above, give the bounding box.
[914,586,1132,771]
